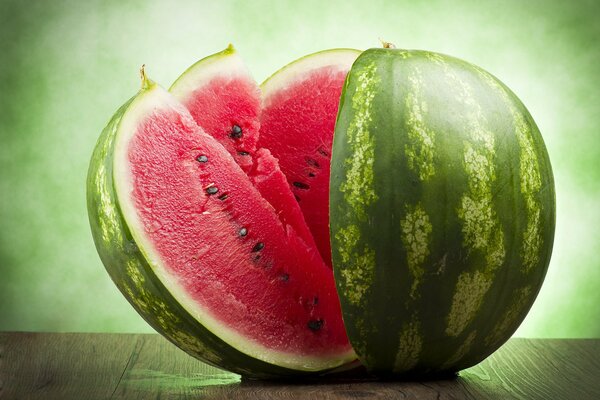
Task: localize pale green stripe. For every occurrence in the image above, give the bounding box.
[336,62,380,307]
[405,68,436,181]
[429,57,505,337]
[446,271,493,337]
[335,225,376,306]
[340,62,380,220]
[393,313,422,373]
[475,67,543,273]
[400,203,432,298]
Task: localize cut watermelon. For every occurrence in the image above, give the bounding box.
[259,49,361,265]
[87,68,355,377]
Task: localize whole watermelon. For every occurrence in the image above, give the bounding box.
[330,47,555,375]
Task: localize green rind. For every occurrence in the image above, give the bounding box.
[87,86,336,379]
[330,49,555,375]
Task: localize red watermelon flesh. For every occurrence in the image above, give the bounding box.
[124,85,352,362]
[259,50,360,266]
[249,148,319,252]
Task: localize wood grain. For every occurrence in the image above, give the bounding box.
[1,333,599,399]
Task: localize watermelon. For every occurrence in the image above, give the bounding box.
[87,61,355,378]
[330,48,555,375]
[260,49,361,265]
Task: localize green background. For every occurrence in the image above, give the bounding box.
[1,0,598,338]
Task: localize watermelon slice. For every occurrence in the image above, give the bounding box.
[170,45,318,253]
[87,65,355,377]
[170,45,260,172]
[259,49,361,265]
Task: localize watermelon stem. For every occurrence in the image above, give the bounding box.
[139,64,154,90]
[378,38,396,49]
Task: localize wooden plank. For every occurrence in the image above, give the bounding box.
[0,332,141,400]
[110,333,241,400]
[1,333,599,400]
[457,339,599,400]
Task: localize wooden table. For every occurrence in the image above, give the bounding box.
[1,332,599,399]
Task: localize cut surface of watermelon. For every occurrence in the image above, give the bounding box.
[112,79,353,372]
[259,49,361,265]
[249,148,319,252]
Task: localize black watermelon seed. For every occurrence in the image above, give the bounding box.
[308,319,324,331]
[230,125,243,139]
[317,147,330,157]
[251,242,264,252]
[206,186,218,195]
[238,151,249,156]
[308,172,316,178]
[313,296,319,305]
[279,273,289,282]
[218,193,228,201]
[293,181,310,190]
[305,157,320,168]
[196,155,208,163]
[239,227,248,237]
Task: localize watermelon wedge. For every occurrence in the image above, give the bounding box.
[259,49,361,265]
[87,65,355,377]
[170,45,318,253]
[170,45,260,172]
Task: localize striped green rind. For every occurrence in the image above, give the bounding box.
[87,86,335,379]
[330,49,555,375]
